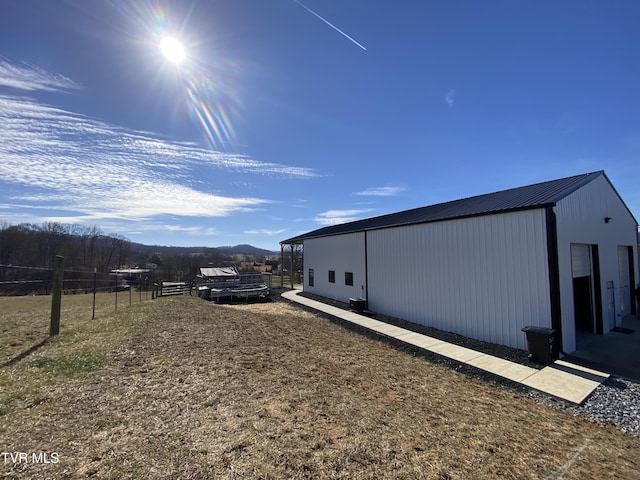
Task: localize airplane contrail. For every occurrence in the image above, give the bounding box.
[294,0,367,51]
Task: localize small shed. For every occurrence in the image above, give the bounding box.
[281,171,638,354]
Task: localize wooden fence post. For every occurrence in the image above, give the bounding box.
[50,255,64,336]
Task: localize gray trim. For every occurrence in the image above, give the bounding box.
[545,206,562,355]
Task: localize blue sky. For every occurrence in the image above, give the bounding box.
[1,0,639,251]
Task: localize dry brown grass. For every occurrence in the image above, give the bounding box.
[1,295,640,479]
[0,291,147,365]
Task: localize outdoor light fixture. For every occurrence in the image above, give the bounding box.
[604,217,612,223]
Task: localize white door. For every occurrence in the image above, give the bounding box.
[618,246,631,317]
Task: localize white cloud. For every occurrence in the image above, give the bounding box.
[160,224,219,235]
[445,89,455,107]
[314,209,373,225]
[0,58,80,92]
[244,228,288,236]
[355,186,405,196]
[0,92,317,223]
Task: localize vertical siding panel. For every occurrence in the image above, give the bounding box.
[479,217,489,340]
[507,214,518,345]
[469,218,480,339]
[466,218,476,340]
[421,226,431,325]
[449,220,459,331]
[519,214,533,346]
[366,208,551,350]
[492,216,505,344]
[433,222,441,329]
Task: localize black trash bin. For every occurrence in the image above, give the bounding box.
[521,326,556,365]
[349,297,366,312]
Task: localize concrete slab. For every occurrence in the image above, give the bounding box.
[521,361,609,404]
[427,342,485,363]
[370,323,411,337]
[348,317,385,329]
[568,316,640,381]
[394,331,428,341]
[553,359,609,380]
[320,305,348,316]
[404,336,446,349]
[338,311,369,322]
[467,354,538,382]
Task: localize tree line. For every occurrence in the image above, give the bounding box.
[0,221,286,282]
[0,221,131,273]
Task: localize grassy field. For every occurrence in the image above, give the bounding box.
[1,294,640,479]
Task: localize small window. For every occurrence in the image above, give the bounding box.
[328,270,335,283]
[308,269,314,287]
[345,272,353,286]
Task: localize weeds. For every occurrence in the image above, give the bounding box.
[1,296,639,479]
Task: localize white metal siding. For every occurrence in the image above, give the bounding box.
[555,174,639,352]
[367,209,551,350]
[303,233,366,303]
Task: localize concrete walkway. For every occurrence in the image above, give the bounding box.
[569,315,640,382]
[282,289,609,404]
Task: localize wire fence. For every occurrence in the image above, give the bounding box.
[0,262,302,367]
[0,263,162,317]
[0,264,113,295]
[0,263,301,333]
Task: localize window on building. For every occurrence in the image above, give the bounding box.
[328,270,335,283]
[345,272,353,286]
[308,268,314,287]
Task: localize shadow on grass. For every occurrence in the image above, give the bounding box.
[1,338,49,368]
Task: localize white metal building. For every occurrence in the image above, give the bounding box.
[281,171,638,354]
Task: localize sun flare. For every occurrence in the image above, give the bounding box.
[160,36,186,64]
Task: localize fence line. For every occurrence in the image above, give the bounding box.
[0,263,159,322]
[160,282,191,296]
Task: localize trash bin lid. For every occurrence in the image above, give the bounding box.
[521,326,556,335]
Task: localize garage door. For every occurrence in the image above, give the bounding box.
[571,244,591,278]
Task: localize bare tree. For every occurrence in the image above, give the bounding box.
[37,222,69,267]
[96,234,131,272]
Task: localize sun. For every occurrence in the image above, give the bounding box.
[160,36,186,64]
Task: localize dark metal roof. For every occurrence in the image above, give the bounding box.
[281,171,607,244]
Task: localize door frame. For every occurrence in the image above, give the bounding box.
[570,243,603,335]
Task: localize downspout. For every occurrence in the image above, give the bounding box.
[545,206,563,355]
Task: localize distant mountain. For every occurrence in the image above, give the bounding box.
[218,244,278,256]
[128,243,210,256]
[129,242,277,257]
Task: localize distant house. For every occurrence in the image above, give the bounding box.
[281,171,638,354]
